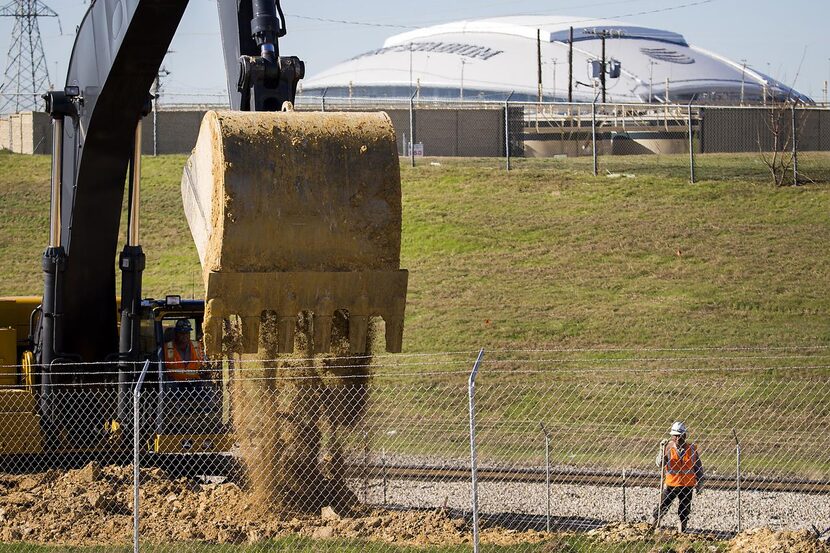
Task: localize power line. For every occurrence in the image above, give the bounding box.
[550,0,718,26]
[292,0,718,34]
[287,14,416,30]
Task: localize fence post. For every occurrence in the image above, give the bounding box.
[409,91,417,168]
[540,422,551,532]
[152,100,158,157]
[362,428,370,504]
[622,469,627,522]
[688,103,696,183]
[504,91,514,172]
[791,104,798,184]
[382,447,388,507]
[468,349,485,553]
[133,360,150,553]
[321,88,328,113]
[591,98,598,177]
[733,429,742,533]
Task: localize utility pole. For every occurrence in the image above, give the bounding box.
[409,42,413,97]
[584,28,619,104]
[151,65,170,157]
[600,33,607,103]
[568,26,573,103]
[537,29,542,103]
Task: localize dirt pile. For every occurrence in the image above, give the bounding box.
[728,528,829,553]
[0,464,543,547]
[584,522,709,552]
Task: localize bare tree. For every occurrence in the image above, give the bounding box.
[757,97,802,186]
[757,50,808,186]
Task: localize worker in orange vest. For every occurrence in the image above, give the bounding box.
[652,421,704,532]
[163,319,206,390]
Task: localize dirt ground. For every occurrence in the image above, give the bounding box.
[728,528,830,553]
[0,465,827,550]
[0,463,545,547]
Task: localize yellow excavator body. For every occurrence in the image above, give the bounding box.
[0,298,42,455]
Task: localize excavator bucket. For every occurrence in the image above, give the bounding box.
[181,111,408,357]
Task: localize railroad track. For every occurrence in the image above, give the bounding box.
[348,463,830,495]
[3,453,828,495]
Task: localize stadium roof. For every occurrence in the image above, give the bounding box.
[301,16,811,104]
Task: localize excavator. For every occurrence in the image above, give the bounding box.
[0,0,407,469]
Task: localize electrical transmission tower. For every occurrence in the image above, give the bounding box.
[0,0,60,114]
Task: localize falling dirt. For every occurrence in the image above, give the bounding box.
[179,109,406,515]
[229,311,372,515]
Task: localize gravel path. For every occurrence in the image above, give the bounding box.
[355,477,830,534]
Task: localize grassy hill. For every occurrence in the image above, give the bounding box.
[1,150,829,352]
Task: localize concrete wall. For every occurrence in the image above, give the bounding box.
[0,111,52,154]
[384,108,504,157]
[701,108,829,153]
[21,111,52,154]
[141,109,210,155]
[0,116,9,150]
[4,107,830,157]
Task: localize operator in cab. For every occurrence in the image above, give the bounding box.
[163,319,206,390]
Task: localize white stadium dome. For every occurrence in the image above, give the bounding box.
[301,16,811,104]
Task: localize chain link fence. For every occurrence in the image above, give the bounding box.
[1,347,829,551]
[5,95,830,185]
[292,97,830,185]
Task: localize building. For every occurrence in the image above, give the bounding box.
[300,16,811,104]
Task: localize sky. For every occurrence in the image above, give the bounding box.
[2,0,829,103]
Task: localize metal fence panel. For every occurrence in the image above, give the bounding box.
[1,347,829,551]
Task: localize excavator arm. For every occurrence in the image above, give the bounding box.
[35,0,307,447]
[35,0,406,452]
[41,0,304,371]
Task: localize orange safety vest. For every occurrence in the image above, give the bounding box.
[665,442,699,487]
[163,340,203,382]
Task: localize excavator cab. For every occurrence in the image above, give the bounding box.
[136,298,232,455]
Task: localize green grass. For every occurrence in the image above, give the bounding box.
[2,150,830,351]
[399,153,830,351]
[0,534,726,552]
[2,151,830,476]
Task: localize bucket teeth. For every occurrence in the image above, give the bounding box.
[312,296,334,354]
[277,316,296,354]
[241,316,260,354]
[201,270,408,357]
[384,296,406,353]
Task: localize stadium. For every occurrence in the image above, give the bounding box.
[300,16,812,104]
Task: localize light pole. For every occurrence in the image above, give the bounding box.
[460,58,471,101]
[460,58,465,101]
[552,59,557,101]
[740,59,747,106]
[649,60,656,103]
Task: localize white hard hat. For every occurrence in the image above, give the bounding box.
[670,421,687,436]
